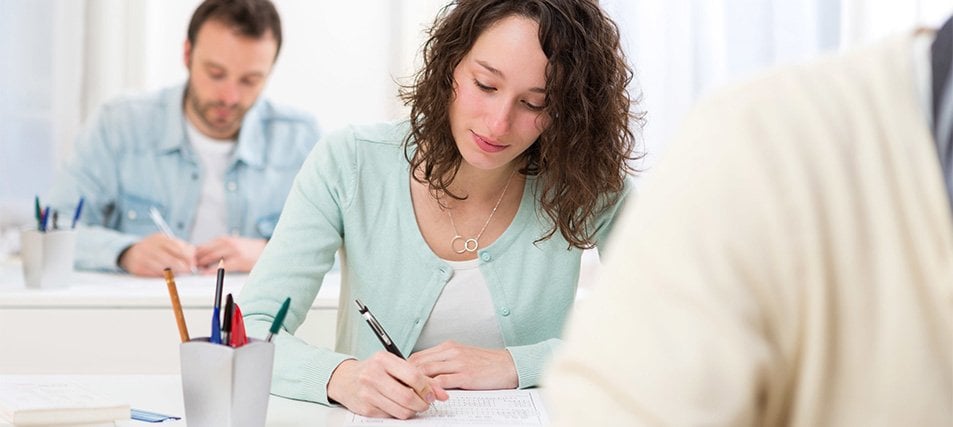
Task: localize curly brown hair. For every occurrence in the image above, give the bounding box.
[401,0,643,249]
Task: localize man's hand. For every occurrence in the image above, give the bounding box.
[194,236,266,272]
[118,233,196,277]
[328,354,448,419]
[408,341,519,390]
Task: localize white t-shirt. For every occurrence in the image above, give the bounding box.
[185,119,235,245]
[412,257,505,352]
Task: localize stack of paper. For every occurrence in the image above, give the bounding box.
[0,382,130,426]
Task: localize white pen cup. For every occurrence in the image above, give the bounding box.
[180,338,275,427]
[19,228,76,289]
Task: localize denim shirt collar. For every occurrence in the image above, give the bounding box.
[156,83,268,169]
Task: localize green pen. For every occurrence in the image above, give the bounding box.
[34,196,41,229]
[266,297,291,342]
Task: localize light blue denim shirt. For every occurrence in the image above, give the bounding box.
[49,84,320,271]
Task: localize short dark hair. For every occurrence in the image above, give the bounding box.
[187,0,282,59]
[401,0,643,249]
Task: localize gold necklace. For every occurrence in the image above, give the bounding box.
[446,169,517,254]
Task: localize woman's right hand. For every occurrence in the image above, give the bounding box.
[327,352,449,419]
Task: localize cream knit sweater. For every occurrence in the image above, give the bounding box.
[546,32,952,426]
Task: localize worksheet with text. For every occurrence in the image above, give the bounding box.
[347,389,549,426]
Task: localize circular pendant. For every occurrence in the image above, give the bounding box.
[450,235,467,254]
[450,235,479,254]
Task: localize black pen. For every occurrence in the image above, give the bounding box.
[354,299,404,359]
[222,294,234,346]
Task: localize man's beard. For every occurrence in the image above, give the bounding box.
[186,86,247,138]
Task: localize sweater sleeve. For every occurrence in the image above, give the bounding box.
[238,127,359,405]
[507,338,561,388]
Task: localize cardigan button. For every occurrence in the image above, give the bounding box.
[480,252,491,262]
[500,307,510,316]
[127,210,137,220]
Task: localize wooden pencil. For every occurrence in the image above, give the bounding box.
[163,268,190,343]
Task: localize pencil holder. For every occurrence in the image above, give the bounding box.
[19,228,76,289]
[180,338,275,427]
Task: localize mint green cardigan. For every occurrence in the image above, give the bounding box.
[239,121,633,405]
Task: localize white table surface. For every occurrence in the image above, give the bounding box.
[0,257,340,308]
[0,374,348,426]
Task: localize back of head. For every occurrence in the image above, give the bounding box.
[187,0,283,59]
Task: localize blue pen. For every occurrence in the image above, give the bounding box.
[71,197,84,229]
[210,259,225,344]
[40,206,50,232]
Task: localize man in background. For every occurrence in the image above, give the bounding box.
[51,0,319,276]
[545,16,952,427]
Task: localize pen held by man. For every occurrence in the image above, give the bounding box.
[119,232,197,277]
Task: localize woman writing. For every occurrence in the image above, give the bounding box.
[240,0,641,419]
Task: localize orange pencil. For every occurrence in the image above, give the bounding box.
[163,268,190,343]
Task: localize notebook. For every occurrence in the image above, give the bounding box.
[0,382,130,426]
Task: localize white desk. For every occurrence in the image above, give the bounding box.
[0,249,603,375]
[0,374,347,426]
[0,259,341,374]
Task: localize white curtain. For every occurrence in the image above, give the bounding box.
[0,0,83,234]
[602,0,953,169]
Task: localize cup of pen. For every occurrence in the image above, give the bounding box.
[180,338,275,427]
[19,228,76,289]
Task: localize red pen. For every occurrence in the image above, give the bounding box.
[230,303,248,347]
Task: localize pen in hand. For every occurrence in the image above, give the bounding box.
[354,299,441,409]
[148,207,176,237]
[149,206,197,274]
[354,299,404,359]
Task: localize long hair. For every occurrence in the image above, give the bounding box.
[400,0,643,249]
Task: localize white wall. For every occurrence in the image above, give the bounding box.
[2,0,953,237]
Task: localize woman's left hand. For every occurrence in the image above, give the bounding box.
[408,341,518,390]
